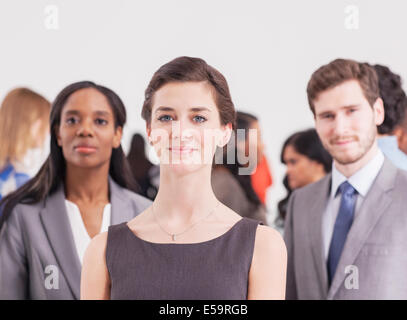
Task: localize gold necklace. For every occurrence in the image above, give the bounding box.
[151,201,221,241]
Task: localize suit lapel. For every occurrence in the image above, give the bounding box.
[39,177,139,299]
[39,183,81,299]
[109,177,135,225]
[308,174,331,298]
[327,159,396,299]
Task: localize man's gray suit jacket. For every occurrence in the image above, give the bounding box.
[284,158,407,299]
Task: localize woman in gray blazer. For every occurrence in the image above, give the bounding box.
[0,81,151,299]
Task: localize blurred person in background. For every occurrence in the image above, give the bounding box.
[373,64,407,170]
[394,110,407,155]
[275,128,332,231]
[127,133,159,200]
[237,112,273,206]
[0,88,51,201]
[211,111,268,225]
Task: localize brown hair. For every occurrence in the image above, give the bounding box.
[141,56,236,129]
[0,88,50,168]
[307,59,380,115]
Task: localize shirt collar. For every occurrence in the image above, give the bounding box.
[330,149,385,198]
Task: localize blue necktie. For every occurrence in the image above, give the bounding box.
[327,181,358,285]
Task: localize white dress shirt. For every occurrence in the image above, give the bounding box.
[322,150,385,261]
[65,200,111,264]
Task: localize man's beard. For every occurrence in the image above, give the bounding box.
[323,125,376,165]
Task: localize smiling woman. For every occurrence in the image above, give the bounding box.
[80,57,287,300]
[0,81,152,299]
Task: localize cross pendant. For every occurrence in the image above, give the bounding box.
[172,234,176,241]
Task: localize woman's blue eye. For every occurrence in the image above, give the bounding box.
[158,115,173,122]
[193,115,206,123]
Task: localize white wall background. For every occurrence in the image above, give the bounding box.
[1,0,407,223]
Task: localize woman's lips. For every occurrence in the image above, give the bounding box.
[74,146,97,154]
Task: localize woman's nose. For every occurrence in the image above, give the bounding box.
[76,119,94,137]
[171,120,194,140]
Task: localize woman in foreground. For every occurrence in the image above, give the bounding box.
[81,57,287,300]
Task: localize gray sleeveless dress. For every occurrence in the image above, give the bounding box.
[106,217,261,299]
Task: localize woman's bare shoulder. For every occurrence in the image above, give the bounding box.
[248,224,287,300]
[254,225,287,256]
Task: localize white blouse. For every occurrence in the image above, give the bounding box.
[65,199,111,265]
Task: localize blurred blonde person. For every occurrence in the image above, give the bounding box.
[0,88,50,200]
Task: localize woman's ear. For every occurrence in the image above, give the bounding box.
[113,126,123,149]
[217,123,233,148]
[146,123,153,145]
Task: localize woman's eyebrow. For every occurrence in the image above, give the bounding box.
[154,106,212,114]
[189,107,211,112]
[155,106,174,114]
[63,110,111,117]
[63,110,80,116]
[93,110,111,117]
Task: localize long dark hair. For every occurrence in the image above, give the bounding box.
[0,81,139,228]
[276,128,332,227]
[217,111,262,208]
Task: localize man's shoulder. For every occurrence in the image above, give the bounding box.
[378,157,407,190]
[292,173,331,201]
[393,165,407,188]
